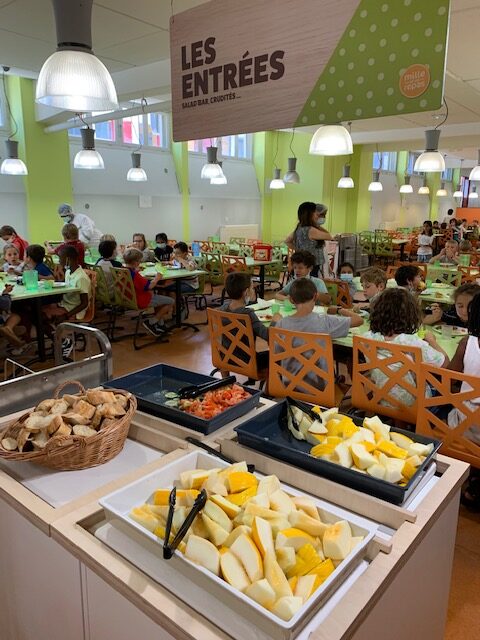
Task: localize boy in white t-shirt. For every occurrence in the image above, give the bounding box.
[44,245,91,322]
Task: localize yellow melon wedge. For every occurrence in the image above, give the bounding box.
[220,550,251,592]
[288,511,328,538]
[275,528,316,551]
[322,520,352,560]
[185,535,220,575]
[269,489,297,514]
[202,514,230,547]
[203,499,233,532]
[390,432,414,451]
[210,494,241,519]
[294,574,318,603]
[230,534,264,582]
[224,525,252,548]
[264,551,292,599]
[251,516,275,557]
[226,486,257,506]
[130,508,160,533]
[276,546,296,573]
[271,596,303,621]
[292,496,321,521]
[257,475,281,496]
[228,471,258,494]
[244,579,276,609]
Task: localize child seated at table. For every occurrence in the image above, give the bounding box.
[0,283,23,347]
[271,279,362,391]
[276,250,330,305]
[96,240,122,269]
[353,267,387,312]
[167,242,199,293]
[43,246,91,323]
[2,244,24,275]
[46,223,86,267]
[429,239,459,265]
[219,271,269,370]
[363,288,448,407]
[123,248,174,336]
[23,244,54,280]
[423,283,480,328]
[337,261,358,302]
[0,225,28,260]
[394,265,423,293]
[154,233,174,262]
[126,233,156,263]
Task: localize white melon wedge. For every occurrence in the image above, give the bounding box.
[220,550,251,592]
[322,520,352,560]
[244,503,280,519]
[264,551,292,599]
[202,513,230,547]
[333,442,353,468]
[185,535,220,575]
[276,547,296,573]
[350,443,377,470]
[406,454,422,467]
[269,489,297,514]
[348,426,376,445]
[319,407,339,424]
[224,525,252,548]
[308,419,328,434]
[210,494,241,519]
[248,493,271,508]
[363,416,390,441]
[383,458,405,484]
[251,516,274,557]
[202,472,228,497]
[257,475,281,496]
[275,528,316,551]
[407,442,434,458]
[390,432,414,450]
[171,507,187,534]
[244,579,276,609]
[366,463,386,480]
[350,536,364,552]
[293,496,321,521]
[230,534,264,582]
[269,516,292,537]
[218,461,248,477]
[129,508,160,533]
[271,596,303,621]
[203,499,233,532]
[288,511,328,538]
[294,574,319,603]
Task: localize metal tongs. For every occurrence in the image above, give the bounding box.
[163,487,207,560]
[178,375,237,400]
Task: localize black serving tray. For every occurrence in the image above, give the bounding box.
[234,400,441,505]
[106,364,262,435]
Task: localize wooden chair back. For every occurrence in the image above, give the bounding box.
[111,267,139,311]
[200,251,224,287]
[167,239,177,247]
[194,241,212,252]
[268,326,336,407]
[352,335,422,424]
[207,308,262,380]
[417,363,480,468]
[81,269,97,323]
[44,254,55,272]
[323,278,352,308]
[211,242,228,254]
[374,231,394,257]
[458,265,480,284]
[385,265,398,279]
[426,266,462,287]
[238,243,255,258]
[358,231,376,256]
[221,254,250,276]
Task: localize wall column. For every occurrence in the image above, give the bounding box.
[171,137,190,241]
[253,131,273,242]
[6,76,72,242]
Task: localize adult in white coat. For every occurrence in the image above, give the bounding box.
[58,203,102,246]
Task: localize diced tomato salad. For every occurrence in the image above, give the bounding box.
[179,384,249,419]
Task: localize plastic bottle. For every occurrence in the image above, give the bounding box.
[65,266,71,286]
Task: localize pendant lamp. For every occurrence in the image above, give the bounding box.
[74,127,104,169]
[0,139,28,176]
[418,175,429,195]
[414,129,445,172]
[127,152,147,182]
[284,157,300,184]
[36,0,118,112]
[436,181,448,197]
[469,186,478,200]
[368,170,383,192]
[469,150,480,181]
[309,124,353,156]
[211,161,227,185]
[201,146,224,180]
[399,175,413,193]
[270,168,285,189]
[338,164,354,188]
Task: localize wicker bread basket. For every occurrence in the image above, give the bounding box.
[0,381,137,471]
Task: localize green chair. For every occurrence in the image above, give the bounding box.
[183,273,208,324]
[238,243,254,258]
[200,251,224,294]
[263,247,284,291]
[426,266,462,287]
[229,236,246,244]
[374,230,395,265]
[358,231,376,264]
[211,241,228,254]
[91,265,117,338]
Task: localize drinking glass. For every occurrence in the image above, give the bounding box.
[23,270,38,291]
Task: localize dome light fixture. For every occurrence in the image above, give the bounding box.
[127,152,147,182]
[453,158,464,198]
[418,175,430,195]
[36,0,118,112]
[436,181,448,197]
[368,170,383,192]
[284,157,300,184]
[338,164,354,189]
[74,127,104,170]
[0,140,28,176]
[309,124,353,156]
[399,175,413,194]
[414,129,446,173]
[211,161,227,185]
[201,146,224,180]
[270,167,285,189]
[469,185,478,200]
[469,150,480,181]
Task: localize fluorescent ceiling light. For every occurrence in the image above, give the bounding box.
[414,130,445,172]
[309,124,353,156]
[36,0,118,112]
[127,152,147,182]
[0,140,28,175]
[368,170,382,192]
[270,168,285,189]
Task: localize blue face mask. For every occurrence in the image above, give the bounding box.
[156,243,166,248]
[340,273,353,282]
[317,217,326,226]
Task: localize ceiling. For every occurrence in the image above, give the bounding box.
[1,0,480,163]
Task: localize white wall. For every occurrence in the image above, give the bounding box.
[0,133,28,236]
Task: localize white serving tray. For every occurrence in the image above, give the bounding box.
[99,450,378,640]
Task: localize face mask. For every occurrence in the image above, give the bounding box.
[317,217,326,226]
[157,243,166,248]
[340,273,353,282]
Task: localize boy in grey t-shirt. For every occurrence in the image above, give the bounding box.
[271,278,363,391]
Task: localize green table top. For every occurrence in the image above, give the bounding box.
[10,282,80,301]
[140,265,206,279]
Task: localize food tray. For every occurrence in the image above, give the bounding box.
[234,401,441,505]
[99,450,376,640]
[106,364,262,435]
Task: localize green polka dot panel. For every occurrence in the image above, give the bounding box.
[295,0,450,127]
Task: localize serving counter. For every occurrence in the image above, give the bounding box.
[0,402,468,640]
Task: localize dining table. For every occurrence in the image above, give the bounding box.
[391,237,409,261]
[245,256,281,298]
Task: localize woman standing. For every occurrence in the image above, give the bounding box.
[285,202,333,277]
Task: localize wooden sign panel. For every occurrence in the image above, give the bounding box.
[170,0,450,141]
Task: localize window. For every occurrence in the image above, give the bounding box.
[147,113,164,148]
[406,152,422,176]
[69,122,115,142]
[188,134,252,160]
[121,114,144,145]
[441,168,453,182]
[372,151,397,173]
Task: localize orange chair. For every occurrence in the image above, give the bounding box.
[206,308,267,385]
[417,363,480,468]
[458,265,480,284]
[398,261,428,279]
[323,278,352,308]
[268,326,336,407]
[352,335,422,425]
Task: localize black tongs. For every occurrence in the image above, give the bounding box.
[163,487,207,560]
[178,375,236,400]
[287,397,324,422]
